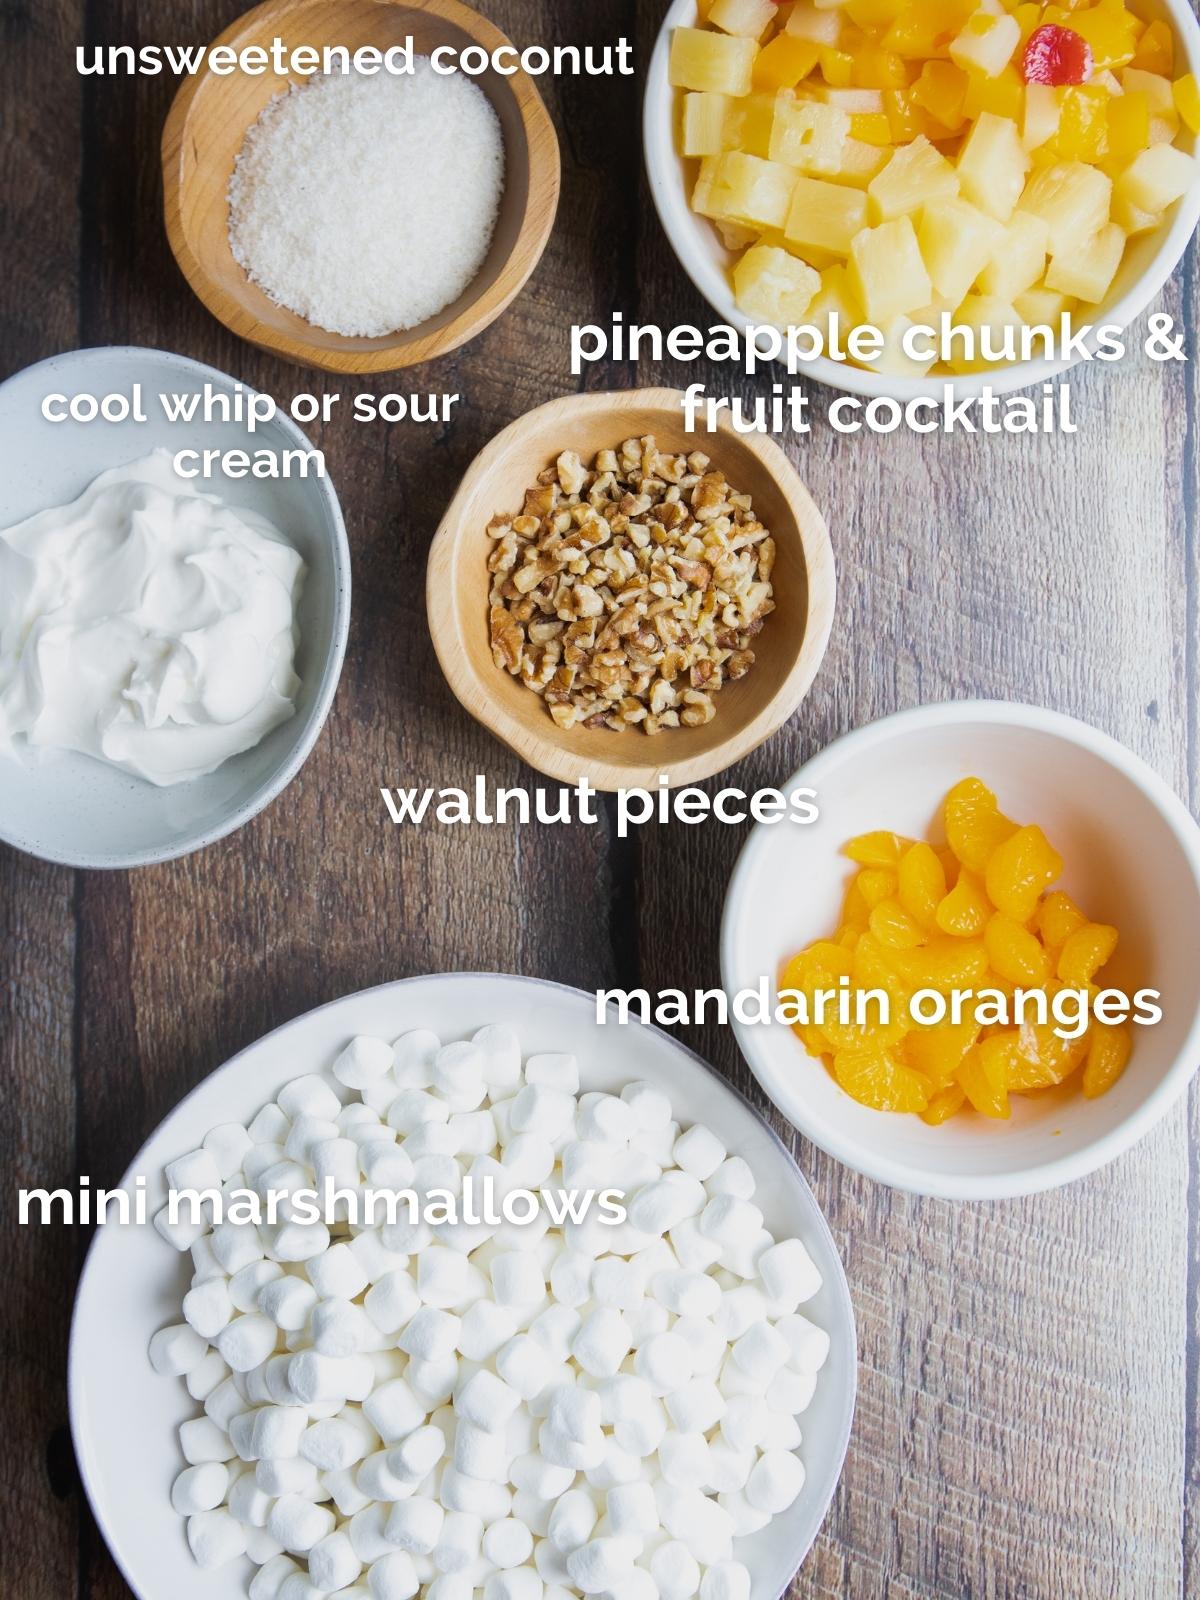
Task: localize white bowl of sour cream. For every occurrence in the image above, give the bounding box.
[0,346,350,868]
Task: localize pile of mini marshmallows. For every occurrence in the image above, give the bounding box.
[149,1025,830,1600]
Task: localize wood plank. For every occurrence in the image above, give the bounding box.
[0,1,85,1596]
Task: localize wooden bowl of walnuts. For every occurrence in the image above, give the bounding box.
[427,388,836,791]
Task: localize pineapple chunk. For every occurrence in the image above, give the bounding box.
[785,174,871,251]
[709,0,778,38]
[849,215,933,323]
[946,294,1025,372]
[1112,193,1162,236]
[770,99,851,173]
[787,1,844,45]
[1019,161,1112,256]
[1115,144,1197,213]
[957,113,1029,221]
[808,264,865,347]
[818,87,887,113]
[918,197,1004,304]
[1121,68,1177,126]
[670,27,759,95]
[724,92,777,157]
[1045,221,1126,303]
[692,156,722,218]
[734,243,823,324]
[832,137,892,188]
[862,315,938,376]
[708,151,799,229]
[683,92,731,157]
[1023,83,1060,152]
[949,12,1020,78]
[868,135,959,221]
[1013,286,1074,325]
[978,210,1049,300]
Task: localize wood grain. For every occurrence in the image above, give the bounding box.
[1,0,1197,1596]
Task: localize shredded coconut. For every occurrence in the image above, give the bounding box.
[228,62,505,338]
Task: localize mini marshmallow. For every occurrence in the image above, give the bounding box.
[439,1465,512,1522]
[635,1332,694,1396]
[288,1351,374,1405]
[392,1423,446,1483]
[183,1278,234,1341]
[268,1494,336,1555]
[270,1220,332,1264]
[180,1417,236,1465]
[496,1335,551,1402]
[576,1095,635,1145]
[433,1510,484,1573]
[525,1052,580,1094]
[776,1312,830,1373]
[700,1560,752,1600]
[365,1269,421,1336]
[698,1197,764,1256]
[706,1441,756,1494]
[713,1286,768,1344]
[605,1480,659,1540]
[672,1125,726,1181]
[312,1298,380,1357]
[651,1539,702,1600]
[154,1204,208,1252]
[528,1304,582,1363]
[260,1276,319,1333]
[386,1494,445,1555]
[406,1353,459,1408]
[628,1177,705,1238]
[659,1430,712,1489]
[454,1418,509,1481]
[720,1394,770,1452]
[349,1502,401,1564]
[457,1369,521,1433]
[483,1517,534,1569]
[457,1298,519,1362]
[166,1147,223,1197]
[757,1238,822,1310]
[186,1349,230,1402]
[509,1451,575,1501]
[472,1024,522,1092]
[301,1411,378,1471]
[277,1577,325,1600]
[389,1089,450,1135]
[547,1488,599,1554]
[417,1247,469,1309]
[349,1227,409,1283]
[304,1242,369,1302]
[187,1507,247,1569]
[230,1260,285,1314]
[249,1554,302,1600]
[399,1305,462,1362]
[285,1115,341,1166]
[620,1081,672,1129]
[746,1449,806,1514]
[766,1367,817,1415]
[668,1218,724,1274]
[367,1550,420,1600]
[731,1321,789,1383]
[572,1308,632,1379]
[704,1158,755,1200]
[509,1084,576,1141]
[364,1378,426,1444]
[356,1449,415,1503]
[277,1075,341,1123]
[171,1462,229,1515]
[484,1571,543,1600]
[326,1462,373,1517]
[548,1251,592,1309]
[150,1323,209,1378]
[490,1252,545,1309]
[565,1535,640,1595]
[335,1036,396,1089]
[248,1105,291,1144]
[653,1269,721,1319]
[229,1471,274,1528]
[665,1380,725,1435]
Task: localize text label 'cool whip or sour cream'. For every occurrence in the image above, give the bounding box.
[0,450,305,786]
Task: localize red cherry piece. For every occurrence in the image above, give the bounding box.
[1022,24,1094,86]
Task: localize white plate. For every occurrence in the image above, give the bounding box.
[69,973,857,1600]
[0,346,350,868]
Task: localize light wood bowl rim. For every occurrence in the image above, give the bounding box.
[161,0,561,374]
[427,388,837,792]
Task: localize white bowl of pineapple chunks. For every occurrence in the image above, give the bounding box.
[646,0,1200,399]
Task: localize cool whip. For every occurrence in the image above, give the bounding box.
[0,450,305,786]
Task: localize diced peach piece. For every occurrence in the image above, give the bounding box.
[957,112,1029,221]
[949,11,1021,78]
[753,32,821,90]
[785,174,871,252]
[978,210,1049,299]
[670,27,759,95]
[734,243,823,324]
[1045,221,1126,303]
[770,98,852,172]
[849,215,934,323]
[1174,73,1200,136]
[918,197,1004,304]
[868,134,959,221]
[1115,143,1197,213]
[1020,161,1112,255]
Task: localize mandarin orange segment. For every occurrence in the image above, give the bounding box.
[834,1046,933,1112]
[1056,921,1119,985]
[1007,1018,1090,1089]
[902,1016,980,1084]
[857,868,899,907]
[934,867,990,936]
[1082,1022,1132,1097]
[1036,889,1087,951]
[957,1043,1011,1118]
[891,935,989,994]
[844,829,913,867]
[898,841,947,929]
[984,824,1064,921]
[869,897,925,949]
[944,777,1018,870]
[984,912,1052,985]
[921,1083,968,1124]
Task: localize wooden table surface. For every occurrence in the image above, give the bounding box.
[3,2,1198,1596]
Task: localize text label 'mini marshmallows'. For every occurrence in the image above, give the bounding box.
[150,1024,832,1599]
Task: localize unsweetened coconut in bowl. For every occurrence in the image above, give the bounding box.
[228,61,506,338]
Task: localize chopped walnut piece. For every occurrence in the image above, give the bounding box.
[485,435,775,735]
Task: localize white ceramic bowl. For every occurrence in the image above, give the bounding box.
[69,974,857,1600]
[0,346,350,868]
[645,0,1200,401]
[721,701,1200,1199]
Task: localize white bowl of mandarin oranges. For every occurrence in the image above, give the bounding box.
[646,0,1200,398]
[720,702,1200,1198]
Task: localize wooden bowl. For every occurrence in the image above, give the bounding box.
[161,0,561,373]
[427,389,836,792]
